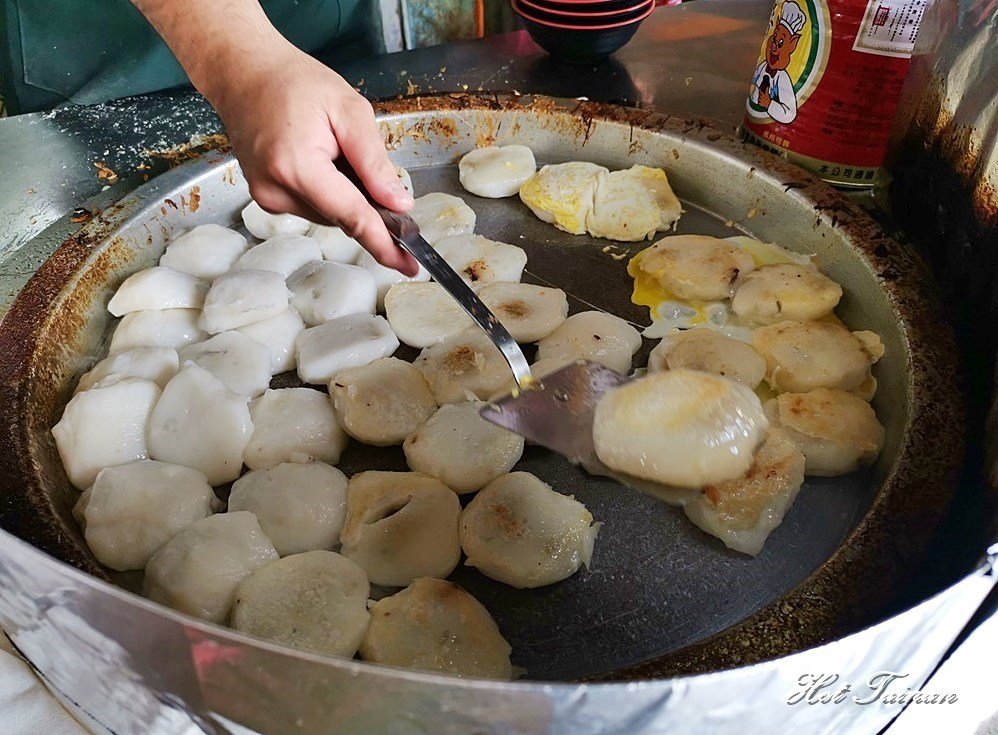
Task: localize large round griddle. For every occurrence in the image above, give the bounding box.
[0,95,963,682]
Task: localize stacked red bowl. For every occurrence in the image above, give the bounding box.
[512,0,654,64]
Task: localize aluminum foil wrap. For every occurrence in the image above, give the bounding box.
[0,525,994,735]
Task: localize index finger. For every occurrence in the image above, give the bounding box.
[334,97,414,214]
[296,159,419,275]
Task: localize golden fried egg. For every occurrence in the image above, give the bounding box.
[587,165,683,242]
[518,161,607,235]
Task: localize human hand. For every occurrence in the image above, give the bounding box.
[204,38,417,274]
[758,86,772,108]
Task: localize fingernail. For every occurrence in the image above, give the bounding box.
[393,180,414,205]
[400,253,419,276]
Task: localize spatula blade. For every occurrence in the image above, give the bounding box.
[479,360,629,467]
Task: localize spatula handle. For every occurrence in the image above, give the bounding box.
[336,159,534,388]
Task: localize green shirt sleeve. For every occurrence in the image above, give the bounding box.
[1,0,378,114]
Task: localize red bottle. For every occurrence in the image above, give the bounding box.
[741,0,929,187]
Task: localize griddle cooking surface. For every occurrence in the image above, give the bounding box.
[329,163,877,680]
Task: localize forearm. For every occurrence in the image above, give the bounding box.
[131,0,287,100]
[132,0,414,270]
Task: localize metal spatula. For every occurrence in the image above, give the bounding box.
[374,206,533,385]
[479,360,629,468]
[362,179,625,467]
[339,162,531,387]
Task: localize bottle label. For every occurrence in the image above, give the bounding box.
[744,0,832,126]
[852,0,929,58]
[742,0,915,186]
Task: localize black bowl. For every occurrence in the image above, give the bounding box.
[516,0,650,27]
[521,0,651,15]
[519,15,645,63]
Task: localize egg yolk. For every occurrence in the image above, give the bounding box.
[628,237,809,327]
[627,249,712,326]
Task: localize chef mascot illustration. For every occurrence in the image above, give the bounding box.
[750,1,807,124]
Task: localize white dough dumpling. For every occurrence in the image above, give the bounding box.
[593,369,768,488]
[74,460,216,571]
[307,224,363,264]
[232,234,323,278]
[528,356,575,378]
[477,282,568,343]
[415,327,511,404]
[492,356,575,400]
[237,308,305,375]
[330,358,437,446]
[244,387,348,470]
[433,234,527,286]
[519,161,607,235]
[160,224,249,280]
[361,578,512,679]
[109,308,206,354]
[143,511,278,623]
[536,311,642,375]
[724,235,814,268]
[107,267,208,316]
[384,282,473,348]
[241,200,311,240]
[636,235,756,301]
[296,312,399,385]
[765,389,885,476]
[458,145,536,199]
[751,320,884,394]
[228,462,348,555]
[231,550,370,658]
[587,165,683,242]
[288,260,376,326]
[403,402,524,494]
[731,263,843,324]
[199,269,290,334]
[683,429,806,556]
[178,331,272,398]
[460,472,599,589]
[409,192,476,245]
[76,346,179,393]
[339,471,461,587]
[356,249,431,311]
[147,364,253,486]
[53,377,161,489]
[648,328,766,388]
